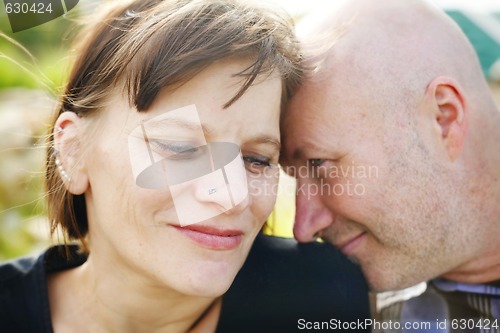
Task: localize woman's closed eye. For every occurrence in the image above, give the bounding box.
[243,155,273,174]
[149,139,204,160]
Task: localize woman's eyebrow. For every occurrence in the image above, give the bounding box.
[143,117,280,150]
[248,135,281,151]
[143,117,214,136]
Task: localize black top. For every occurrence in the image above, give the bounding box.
[0,233,370,333]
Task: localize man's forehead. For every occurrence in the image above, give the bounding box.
[282,108,340,162]
[286,71,347,127]
[287,78,329,117]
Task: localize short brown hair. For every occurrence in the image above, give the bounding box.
[46,0,302,245]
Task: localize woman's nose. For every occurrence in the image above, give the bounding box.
[193,164,250,216]
[193,171,234,212]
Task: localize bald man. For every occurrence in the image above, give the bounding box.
[281,0,500,329]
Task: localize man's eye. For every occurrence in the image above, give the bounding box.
[150,140,202,159]
[308,159,325,167]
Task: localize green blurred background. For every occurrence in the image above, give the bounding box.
[1,1,500,261]
[0,2,77,260]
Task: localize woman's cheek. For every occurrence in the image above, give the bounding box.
[249,179,279,223]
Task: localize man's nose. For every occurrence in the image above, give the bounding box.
[293,177,334,243]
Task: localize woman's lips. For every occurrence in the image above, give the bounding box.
[172,225,243,250]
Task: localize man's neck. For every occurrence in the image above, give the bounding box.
[440,246,500,285]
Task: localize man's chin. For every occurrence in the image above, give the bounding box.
[345,254,360,265]
[365,273,428,293]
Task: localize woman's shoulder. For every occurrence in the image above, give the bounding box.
[0,255,38,282]
[218,233,371,332]
[0,250,48,332]
[0,245,85,333]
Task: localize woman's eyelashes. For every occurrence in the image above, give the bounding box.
[149,139,275,173]
[150,139,204,159]
[243,155,274,174]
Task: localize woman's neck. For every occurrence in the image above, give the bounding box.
[48,256,221,333]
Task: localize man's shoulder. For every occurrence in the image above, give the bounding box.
[218,233,371,332]
[249,232,359,263]
[244,233,367,283]
[377,280,500,331]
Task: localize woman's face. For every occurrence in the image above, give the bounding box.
[78,59,282,297]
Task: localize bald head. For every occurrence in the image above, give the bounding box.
[283,0,500,291]
[288,0,500,175]
[301,0,493,106]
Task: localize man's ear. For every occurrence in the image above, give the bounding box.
[53,112,89,195]
[424,76,468,160]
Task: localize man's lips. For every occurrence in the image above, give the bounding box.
[337,232,367,256]
[172,224,244,250]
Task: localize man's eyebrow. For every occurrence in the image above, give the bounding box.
[290,145,305,161]
[292,142,332,160]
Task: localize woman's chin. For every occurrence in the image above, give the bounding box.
[176,262,239,298]
[182,278,233,298]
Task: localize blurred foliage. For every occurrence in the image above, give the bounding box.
[0,88,56,260]
[0,4,76,91]
[0,6,82,259]
[446,10,500,79]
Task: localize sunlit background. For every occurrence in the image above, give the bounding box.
[1,0,499,260]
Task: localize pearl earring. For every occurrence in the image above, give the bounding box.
[54,149,71,182]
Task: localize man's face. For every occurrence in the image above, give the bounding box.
[281,65,471,291]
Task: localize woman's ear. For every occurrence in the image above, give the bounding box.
[53,112,89,195]
[424,76,468,161]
